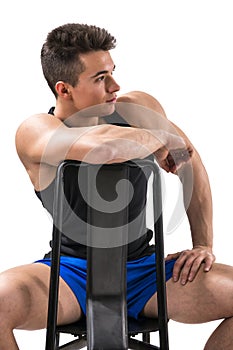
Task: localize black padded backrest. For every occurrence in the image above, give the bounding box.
[86,163,129,349]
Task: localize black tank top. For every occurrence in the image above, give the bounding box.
[35,109,155,260]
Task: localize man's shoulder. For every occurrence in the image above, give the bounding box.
[15,113,62,159]
[117,91,166,117]
[22,112,54,124]
[16,113,61,135]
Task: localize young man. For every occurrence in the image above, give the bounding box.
[1,23,232,349]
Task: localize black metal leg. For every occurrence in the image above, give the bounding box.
[142,332,150,343]
[45,162,66,350]
[135,160,169,350]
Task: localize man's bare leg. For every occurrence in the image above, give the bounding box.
[204,317,233,350]
[0,263,81,350]
[142,263,233,349]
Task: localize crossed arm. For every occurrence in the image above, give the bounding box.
[15,91,215,284]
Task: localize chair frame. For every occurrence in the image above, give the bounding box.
[45,159,169,349]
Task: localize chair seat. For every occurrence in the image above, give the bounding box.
[57,317,159,337]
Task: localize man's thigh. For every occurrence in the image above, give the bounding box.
[142,262,233,323]
[0,263,82,330]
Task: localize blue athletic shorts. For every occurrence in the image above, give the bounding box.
[35,253,175,319]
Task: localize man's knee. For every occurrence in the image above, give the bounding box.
[0,270,34,328]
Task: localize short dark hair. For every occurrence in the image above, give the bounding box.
[41,23,116,97]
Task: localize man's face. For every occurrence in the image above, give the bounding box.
[69,50,120,112]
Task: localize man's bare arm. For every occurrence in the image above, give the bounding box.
[117,90,215,284]
[15,113,187,168]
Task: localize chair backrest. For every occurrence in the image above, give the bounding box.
[86,163,129,349]
[45,159,169,350]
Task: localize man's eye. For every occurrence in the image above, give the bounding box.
[96,76,105,82]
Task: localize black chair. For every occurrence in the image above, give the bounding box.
[45,159,169,350]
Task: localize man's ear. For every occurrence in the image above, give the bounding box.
[55,81,71,98]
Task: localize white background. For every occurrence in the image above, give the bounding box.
[0,0,233,348]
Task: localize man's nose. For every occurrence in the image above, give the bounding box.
[106,76,120,93]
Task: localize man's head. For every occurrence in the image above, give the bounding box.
[41,23,116,97]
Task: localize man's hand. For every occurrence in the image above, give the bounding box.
[152,130,193,173]
[154,145,193,173]
[165,246,216,285]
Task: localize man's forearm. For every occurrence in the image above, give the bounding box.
[180,151,214,250]
[40,123,166,166]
